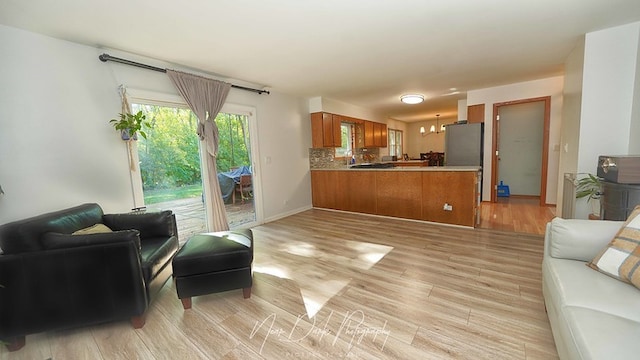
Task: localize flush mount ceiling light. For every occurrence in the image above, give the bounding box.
[400,94,424,104]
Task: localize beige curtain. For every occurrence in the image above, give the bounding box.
[166,70,232,231]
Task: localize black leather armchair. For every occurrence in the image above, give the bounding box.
[0,203,179,351]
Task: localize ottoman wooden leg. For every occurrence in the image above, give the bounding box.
[131,314,146,329]
[243,287,252,299]
[181,297,192,309]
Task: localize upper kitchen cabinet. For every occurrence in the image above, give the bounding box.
[311,112,342,148]
[467,104,485,123]
[364,121,387,148]
[376,122,388,147]
[311,112,387,148]
[364,121,374,147]
[354,121,365,149]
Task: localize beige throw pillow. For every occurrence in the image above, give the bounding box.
[72,223,113,235]
[588,205,640,289]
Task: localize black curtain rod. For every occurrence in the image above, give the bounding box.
[98,53,270,95]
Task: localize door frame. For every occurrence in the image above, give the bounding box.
[491,96,550,206]
[219,103,263,228]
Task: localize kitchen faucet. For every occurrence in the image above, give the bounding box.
[345,150,355,167]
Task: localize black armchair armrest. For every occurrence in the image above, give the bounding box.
[103,211,176,239]
[41,230,141,250]
[0,236,148,340]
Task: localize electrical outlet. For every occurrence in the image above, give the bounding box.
[443,203,453,211]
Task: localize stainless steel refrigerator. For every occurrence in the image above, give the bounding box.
[444,122,484,167]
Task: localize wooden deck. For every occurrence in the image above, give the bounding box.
[146,197,255,244]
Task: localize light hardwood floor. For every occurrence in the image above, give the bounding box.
[1,203,558,359]
[479,197,556,235]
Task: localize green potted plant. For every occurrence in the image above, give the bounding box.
[576,173,603,217]
[110,110,152,171]
[110,110,151,141]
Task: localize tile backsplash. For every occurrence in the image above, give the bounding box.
[309,148,380,169]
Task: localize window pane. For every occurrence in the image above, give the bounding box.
[335,124,352,157]
[388,129,402,157]
[388,129,394,156]
[132,103,206,243]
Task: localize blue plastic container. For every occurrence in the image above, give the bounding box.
[497,181,510,197]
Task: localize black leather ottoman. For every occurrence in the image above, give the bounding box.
[172,229,253,309]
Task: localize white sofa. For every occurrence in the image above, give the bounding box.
[542,217,640,359]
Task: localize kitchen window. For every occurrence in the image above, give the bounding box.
[388,129,403,157]
[335,123,353,158]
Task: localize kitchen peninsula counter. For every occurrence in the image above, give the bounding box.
[310,167,481,227]
[312,166,480,172]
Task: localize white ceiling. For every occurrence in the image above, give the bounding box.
[2,0,640,122]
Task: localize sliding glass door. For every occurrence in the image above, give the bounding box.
[131,102,260,243]
[213,111,256,227]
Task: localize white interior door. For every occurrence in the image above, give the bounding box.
[497,101,545,196]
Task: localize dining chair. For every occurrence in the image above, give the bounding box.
[233,174,252,204]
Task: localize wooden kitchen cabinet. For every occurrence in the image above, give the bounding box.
[311,112,341,148]
[311,170,375,213]
[311,169,479,227]
[381,123,388,147]
[354,121,365,149]
[363,121,374,148]
[376,171,422,219]
[311,171,338,209]
[374,122,388,147]
[345,171,376,214]
[363,121,387,148]
[467,104,485,123]
[422,171,477,226]
[311,112,324,148]
[312,112,386,148]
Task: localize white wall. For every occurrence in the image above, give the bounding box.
[573,21,640,218]
[406,116,455,158]
[467,76,564,204]
[0,24,312,225]
[386,118,407,134]
[309,96,386,123]
[557,39,585,217]
[578,22,640,171]
[0,24,129,222]
[631,31,640,154]
[458,99,468,121]
[386,118,408,157]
